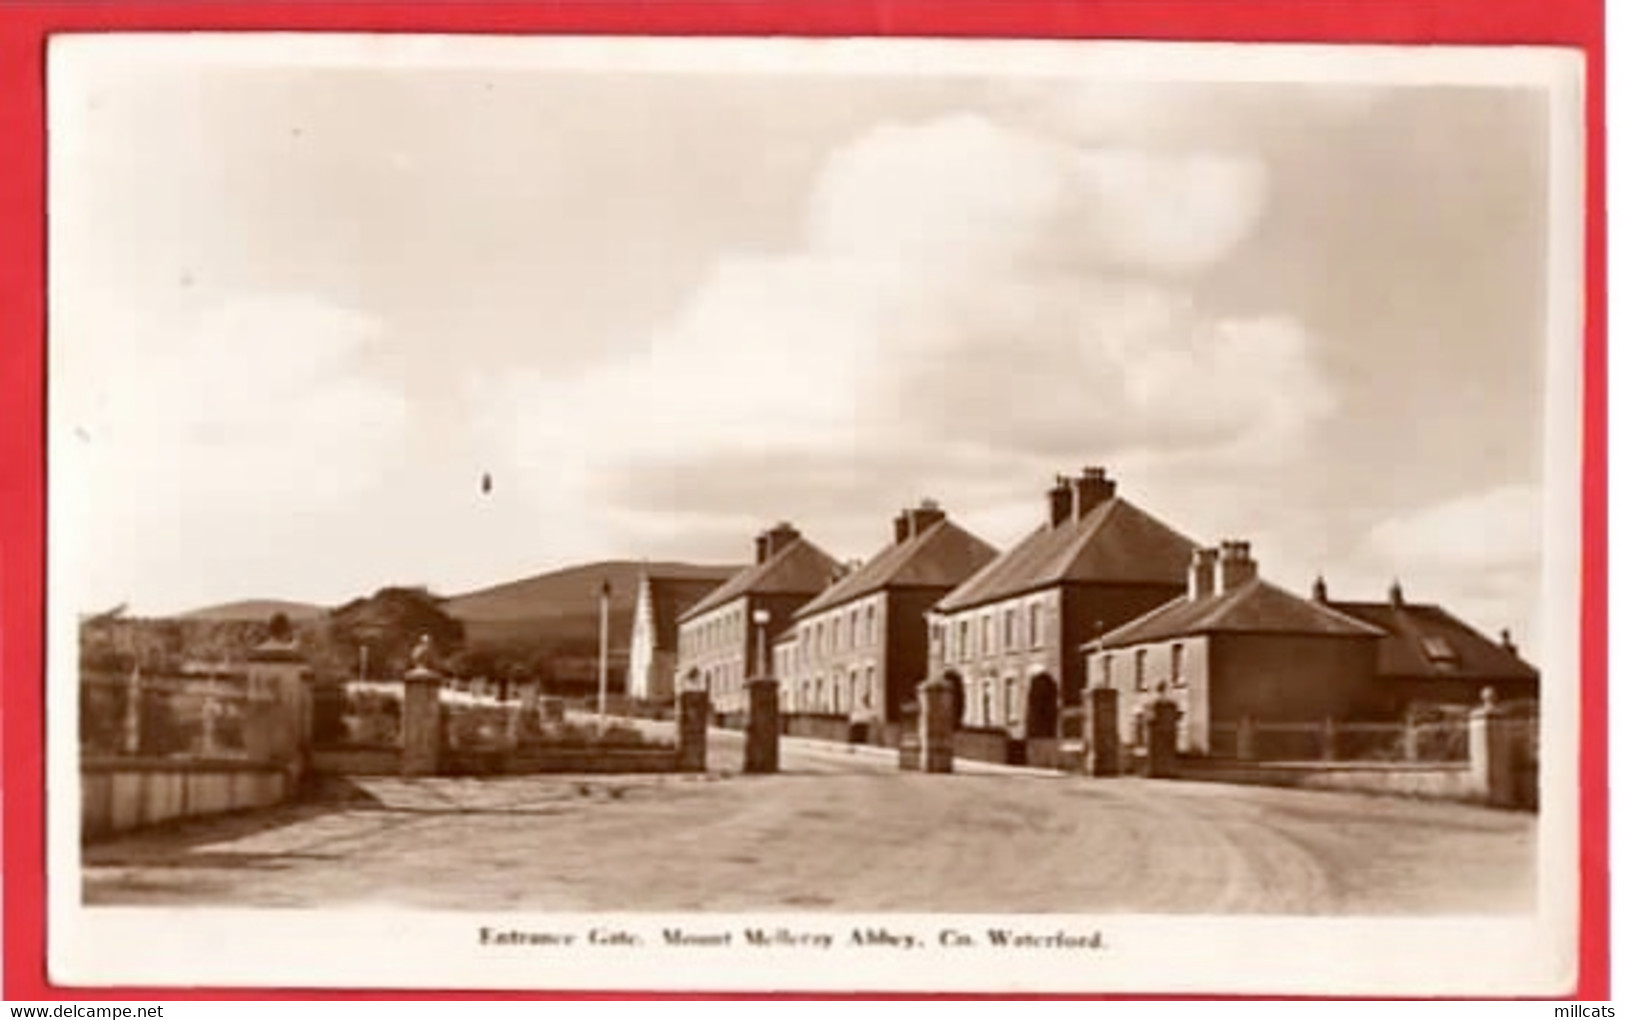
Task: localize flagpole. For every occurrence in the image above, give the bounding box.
[597,579,610,731]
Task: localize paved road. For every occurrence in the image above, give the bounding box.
[83,731,1533,914]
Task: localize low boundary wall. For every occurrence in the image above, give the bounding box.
[81,757,294,841]
[1177,758,1491,804]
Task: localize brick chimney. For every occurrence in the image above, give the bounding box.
[1188,547,1218,601]
[756,522,801,564]
[1216,540,1257,593]
[904,498,947,540]
[1311,574,1328,604]
[1388,579,1405,607]
[892,512,911,545]
[1046,475,1073,528]
[1071,466,1117,521]
[1500,628,1519,657]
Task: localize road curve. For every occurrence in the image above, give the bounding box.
[83,727,1533,914]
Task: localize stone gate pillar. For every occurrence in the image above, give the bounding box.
[401,634,444,777]
[744,677,780,774]
[1084,685,1120,777]
[1469,687,1517,807]
[1146,694,1180,779]
[918,675,955,774]
[677,686,709,773]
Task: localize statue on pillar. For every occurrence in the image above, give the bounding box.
[409,633,438,675]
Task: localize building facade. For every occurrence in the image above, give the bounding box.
[779,501,997,726]
[625,566,738,705]
[928,468,1198,739]
[675,523,841,717]
[1086,542,1386,753]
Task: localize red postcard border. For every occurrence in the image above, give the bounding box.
[0,0,1606,1001]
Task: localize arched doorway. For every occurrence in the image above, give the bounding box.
[1026,673,1060,739]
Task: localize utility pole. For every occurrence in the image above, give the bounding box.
[597,579,611,730]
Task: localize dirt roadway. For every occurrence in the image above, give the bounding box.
[82,731,1533,914]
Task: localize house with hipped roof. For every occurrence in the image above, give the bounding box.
[1316,577,1539,713]
[928,467,1199,740]
[778,500,997,728]
[1085,541,1388,754]
[675,523,841,718]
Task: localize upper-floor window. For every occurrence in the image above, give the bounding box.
[1171,643,1185,687]
[1028,603,1043,648]
[982,615,995,656]
[1102,654,1113,687]
[958,620,971,661]
[1134,649,1148,692]
[1004,608,1019,650]
[865,604,877,646]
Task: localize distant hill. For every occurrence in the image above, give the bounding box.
[444,560,741,652]
[175,599,328,623]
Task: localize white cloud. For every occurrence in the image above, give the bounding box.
[59,293,410,609]
[1350,483,1543,659]
[1364,484,1541,574]
[474,107,1333,567]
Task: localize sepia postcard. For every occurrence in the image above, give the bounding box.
[45,32,1586,995]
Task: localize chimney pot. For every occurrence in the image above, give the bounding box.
[759,522,801,562]
[1188,547,1219,601]
[1047,477,1074,528]
[1071,466,1117,521]
[1216,539,1258,593]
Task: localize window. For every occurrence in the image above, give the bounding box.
[1028,603,1043,648]
[1005,677,1020,726]
[1005,608,1019,650]
[849,609,860,648]
[1171,644,1185,687]
[864,665,876,709]
[982,615,995,656]
[1421,635,1459,667]
[866,604,877,646]
[980,681,993,726]
[1134,649,1148,691]
[1102,654,1113,687]
[958,621,972,661]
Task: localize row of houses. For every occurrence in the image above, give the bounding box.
[626,468,1538,753]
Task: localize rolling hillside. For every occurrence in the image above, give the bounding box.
[175,599,328,623]
[444,560,742,652]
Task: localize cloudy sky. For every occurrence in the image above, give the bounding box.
[48,36,1574,662]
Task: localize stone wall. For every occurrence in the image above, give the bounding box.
[1175,758,1483,803]
[81,758,293,841]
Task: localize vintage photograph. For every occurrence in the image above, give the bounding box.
[46,33,1584,994]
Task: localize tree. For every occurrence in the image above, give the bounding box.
[327,586,465,679]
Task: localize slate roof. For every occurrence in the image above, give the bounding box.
[1328,600,1539,682]
[794,519,998,619]
[1093,577,1386,649]
[643,572,739,650]
[935,497,1198,613]
[679,538,842,622]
